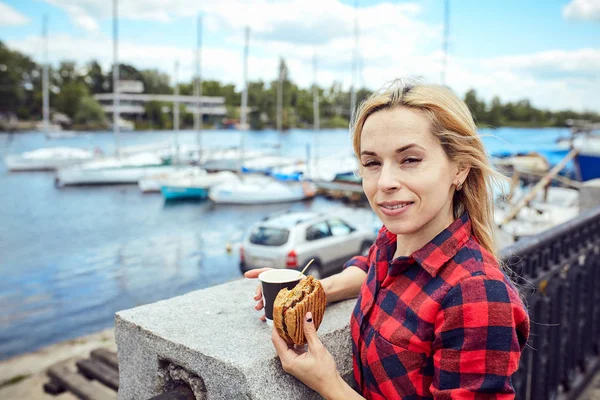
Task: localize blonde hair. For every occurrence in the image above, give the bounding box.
[351,78,503,260]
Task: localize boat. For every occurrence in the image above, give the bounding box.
[4,147,95,171]
[160,170,239,201]
[138,166,207,193]
[55,153,174,186]
[556,121,600,181]
[209,175,317,204]
[495,186,579,241]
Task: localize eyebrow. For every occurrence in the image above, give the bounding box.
[360,143,425,157]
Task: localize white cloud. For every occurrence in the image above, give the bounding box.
[563,0,600,22]
[7,0,600,112]
[0,2,30,26]
[44,0,99,32]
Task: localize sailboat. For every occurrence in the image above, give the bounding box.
[5,147,96,171]
[158,16,244,200]
[209,37,317,204]
[55,0,175,186]
[4,15,95,172]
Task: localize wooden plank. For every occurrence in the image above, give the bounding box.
[43,379,66,395]
[76,358,119,391]
[91,348,119,372]
[47,360,115,400]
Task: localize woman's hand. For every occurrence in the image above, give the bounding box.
[271,311,342,396]
[243,268,272,321]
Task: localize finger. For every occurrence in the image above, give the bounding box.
[254,284,263,301]
[259,314,266,322]
[244,268,272,279]
[303,312,323,351]
[271,326,296,362]
[254,298,264,311]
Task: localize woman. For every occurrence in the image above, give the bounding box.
[245,79,529,399]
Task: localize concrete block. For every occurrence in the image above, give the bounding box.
[115,278,356,399]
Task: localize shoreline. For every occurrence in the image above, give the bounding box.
[0,328,116,400]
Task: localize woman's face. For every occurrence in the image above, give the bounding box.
[360,107,462,237]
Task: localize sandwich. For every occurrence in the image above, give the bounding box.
[273,276,326,346]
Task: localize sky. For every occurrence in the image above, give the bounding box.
[0,0,599,112]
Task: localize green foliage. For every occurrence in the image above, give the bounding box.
[74,96,106,125]
[2,40,599,131]
[56,81,89,119]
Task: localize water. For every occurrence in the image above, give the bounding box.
[0,127,569,360]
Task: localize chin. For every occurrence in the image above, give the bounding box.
[383,220,422,236]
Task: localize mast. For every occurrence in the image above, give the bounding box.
[42,14,49,134]
[349,0,358,121]
[276,58,284,133]
[238,27,250,175]
[194,14,203,162]
[312,51,320,177]
[173,60,180,163]
[112,0,121,157]
[441,0,450,85]
[240,27,250,130]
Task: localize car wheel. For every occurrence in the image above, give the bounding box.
[360,241,372,257]
[306,262,323,280]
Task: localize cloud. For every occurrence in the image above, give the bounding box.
[44,0,99,32]
[42,0,426,48]
[479,48,600,81]
[7,0,600,112]
[563,0,600,22]
[0,2,30,26]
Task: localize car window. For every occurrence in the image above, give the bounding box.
[249,227,290,246]
[328,219,354,237]
[306,221,332,241]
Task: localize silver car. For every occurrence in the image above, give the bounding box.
[240,210,376,279]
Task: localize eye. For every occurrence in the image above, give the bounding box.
[402,157,421,165]
[361,160,380,168]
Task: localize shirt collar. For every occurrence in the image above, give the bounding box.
[376,213,472,278]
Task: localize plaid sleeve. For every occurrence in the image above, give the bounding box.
[430,276,530,400]
[343,242,375,273]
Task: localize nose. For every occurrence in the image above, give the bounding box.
[377,163,400,192]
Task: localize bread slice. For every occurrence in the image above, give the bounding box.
[273,276,326,346]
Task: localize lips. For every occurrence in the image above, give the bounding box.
[378,201,413,210]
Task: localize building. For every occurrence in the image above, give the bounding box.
[93,93,228,123]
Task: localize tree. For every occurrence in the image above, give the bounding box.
[74,96,105,124]
[140,69,171,94]
[84,60,108,94]
[0,41,39,115]
[56,81,89,119]
[488,96,503,127]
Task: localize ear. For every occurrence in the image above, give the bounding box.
[454,161,470,186]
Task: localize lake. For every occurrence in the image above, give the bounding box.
[0,126,570,360]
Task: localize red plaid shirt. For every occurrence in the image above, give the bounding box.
[344,213,529,399]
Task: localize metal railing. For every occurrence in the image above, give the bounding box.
[501,206,600,400]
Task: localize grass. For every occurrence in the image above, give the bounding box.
[0,374,31,389]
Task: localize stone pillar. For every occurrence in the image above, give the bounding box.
[115,278,356,399]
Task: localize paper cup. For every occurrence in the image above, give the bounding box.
[259,269,305,326]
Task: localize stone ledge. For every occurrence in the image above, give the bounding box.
[115,277,356,399]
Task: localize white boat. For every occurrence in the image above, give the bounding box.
[4,147,95,171]
[138,166,207,193]
[161,170,240,200]
[56,152,173,186]
[495,186,579,240]
[209,175,317,204]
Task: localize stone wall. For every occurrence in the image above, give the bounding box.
[115,278,356,399]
